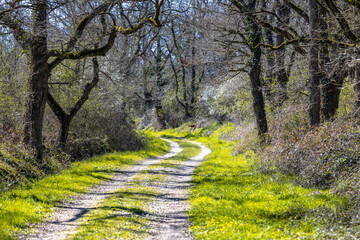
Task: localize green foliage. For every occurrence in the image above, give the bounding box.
[0,143,71,192]
[336,80,355,119]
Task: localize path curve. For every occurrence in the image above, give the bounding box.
[20,139,182,240]
[146,140,211,240]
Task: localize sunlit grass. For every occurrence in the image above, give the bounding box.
[0,136,170,239]
[71,186,161,240]
[161,124,349,239]
[156,138,202,167]
[131,172,167,185]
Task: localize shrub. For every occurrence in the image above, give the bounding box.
[264,118,360,189]
[0,142,70,191]
[65,138,111,160]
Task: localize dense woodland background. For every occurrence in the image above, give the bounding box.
[1,0,360,230]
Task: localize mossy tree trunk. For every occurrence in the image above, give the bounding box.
[23,0,49,160]
[247,0,268,145]
[263,25,275,103]
[190,31,197,116]
[230,0,268,144]
[154,37,167,129]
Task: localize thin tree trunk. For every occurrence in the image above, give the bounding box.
[275,2,291,106]
[308,0,322,127]
[154,37,166,129]
[23,0,49,160]
[264,28,275,102]
[181,64,191,120]
[354,61,360,119]
[190,32,196,115]
[143,67,153,111]
[169,52,189,121]
[247,1,268,145]
[260,0,275,103]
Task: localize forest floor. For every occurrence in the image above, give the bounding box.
[17,138,210,240]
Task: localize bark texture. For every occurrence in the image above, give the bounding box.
[23,0,49,159]
[154,37,167,129]
[248,1,268,144]
[275,1,291,105]
[308,0,322,127]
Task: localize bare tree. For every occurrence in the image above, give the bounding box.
[230,0,269,144]
[0,0,164,159]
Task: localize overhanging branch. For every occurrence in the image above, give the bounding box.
[323,0,360,43]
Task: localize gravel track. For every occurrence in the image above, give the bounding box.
[20,139,182,240]
[145,140,211,240]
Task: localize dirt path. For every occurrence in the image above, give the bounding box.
[20,140,182,240]
[145,140,211,240]
[20,139,211,240]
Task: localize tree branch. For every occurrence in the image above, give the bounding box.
[255,37,357,50]
[230,0,306,55]
[323,0,360,43]
[65,2,111,52]
[47,92,68,122]
[47,57,100,122]
[48,1,164,70]
[69,57,100,118]
[0,7,32,50]
[283,0,310,23]
[48,26,118,70]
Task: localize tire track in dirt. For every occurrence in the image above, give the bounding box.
[20,139,182,240]
[145,140,211,240]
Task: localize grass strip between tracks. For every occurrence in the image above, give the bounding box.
[71,138,201,239]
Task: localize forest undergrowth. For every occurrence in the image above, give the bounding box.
[0,117,146,193]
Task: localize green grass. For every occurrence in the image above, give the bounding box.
[72,186,161,240]
[72,138,202,239]
[160,124,350,239]
[3,123,347,239]
[0,135,170,239]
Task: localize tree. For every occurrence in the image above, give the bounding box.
[274,1,291,105]
[308,0,322,127]
[47,58,100,146]
[228,0,268,144]
[0,0,164,159]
